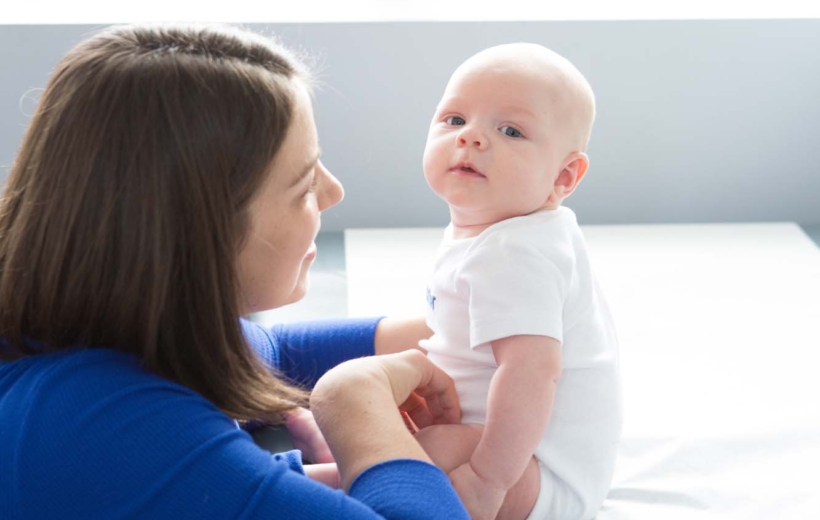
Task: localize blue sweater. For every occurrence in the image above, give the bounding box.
[0,318,469,519]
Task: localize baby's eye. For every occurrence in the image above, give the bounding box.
[446,116,466,126]
[500,125,523,138]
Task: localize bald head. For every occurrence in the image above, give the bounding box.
[448,43,596,152]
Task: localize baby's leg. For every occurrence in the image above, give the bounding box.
[414,423,483,473]
[415,424,540,520]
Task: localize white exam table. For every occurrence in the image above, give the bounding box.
[345,223,820,520]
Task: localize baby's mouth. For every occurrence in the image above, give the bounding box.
[449,162,485,177]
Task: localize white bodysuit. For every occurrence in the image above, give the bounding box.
[420,207,622,520]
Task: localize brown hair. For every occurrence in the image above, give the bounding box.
[0,24,311,422]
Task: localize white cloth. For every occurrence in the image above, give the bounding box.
[420,207,623,519]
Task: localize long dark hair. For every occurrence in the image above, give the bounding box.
[0,24,311,422]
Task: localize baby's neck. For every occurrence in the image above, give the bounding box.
[450,221,493,240]
[449,202,561,239]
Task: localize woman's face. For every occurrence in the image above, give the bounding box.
[237,82,344,315]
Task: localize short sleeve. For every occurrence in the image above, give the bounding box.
[458,241,569,347]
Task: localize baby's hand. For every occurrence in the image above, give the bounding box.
[448,462,507,520]
[284,407,334,464]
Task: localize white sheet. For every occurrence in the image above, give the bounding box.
[345,222,820,519]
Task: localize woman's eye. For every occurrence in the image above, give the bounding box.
[500,126,523,138]
[446,116,466,126]
[305,174,318,194]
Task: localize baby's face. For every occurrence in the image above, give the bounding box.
[423,53,575,228]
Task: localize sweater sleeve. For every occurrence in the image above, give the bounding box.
[241,317,382,388]
[350,460,470,519]
[10,349,469,520]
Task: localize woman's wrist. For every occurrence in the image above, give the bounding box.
[374,316,432,355]
[310,356,432,490]
[304,463,341,488]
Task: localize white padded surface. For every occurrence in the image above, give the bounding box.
[345,223,820,519]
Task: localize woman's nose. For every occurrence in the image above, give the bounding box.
[318,162,344,211]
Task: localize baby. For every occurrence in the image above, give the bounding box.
[413,44,622,520]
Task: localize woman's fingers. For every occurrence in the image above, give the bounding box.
[414,377,460,425]
[400,409,421,433]
[310,351,461,489]
[390,350,461,425]
[311,355,423,488]
[311,350,461,432]
[400,392,432,430]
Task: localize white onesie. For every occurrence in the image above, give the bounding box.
[420,207,622,520]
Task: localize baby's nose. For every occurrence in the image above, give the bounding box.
[456,130,486,149]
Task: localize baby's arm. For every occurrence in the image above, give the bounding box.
[452,334,562,520]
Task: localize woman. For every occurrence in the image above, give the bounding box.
[0,24,468,519]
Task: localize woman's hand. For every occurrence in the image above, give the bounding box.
[376,350,461,425]
[310,350,461,490]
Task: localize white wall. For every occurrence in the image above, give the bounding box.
[2,21,818,230]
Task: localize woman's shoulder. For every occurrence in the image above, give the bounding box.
[1,347,232,451]
[0,347,284,518]
[2,347,205,403]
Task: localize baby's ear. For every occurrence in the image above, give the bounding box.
[553,152,589,199]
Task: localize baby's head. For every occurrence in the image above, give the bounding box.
[423,43,595,231]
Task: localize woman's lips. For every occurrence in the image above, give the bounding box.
[305,242,317,260]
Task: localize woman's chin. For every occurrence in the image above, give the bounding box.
[284,275,311,306]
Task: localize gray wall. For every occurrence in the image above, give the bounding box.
[1,21,819,231]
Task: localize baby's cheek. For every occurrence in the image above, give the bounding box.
[421,146,438,173]
[422,154,442,185]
